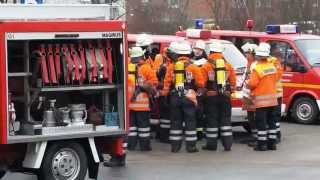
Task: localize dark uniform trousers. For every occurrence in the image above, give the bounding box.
[128,111,151,151]
[255,106,277,147]
[275,97,282,140]
[169,94,197,151]
[204,95,233,151]
[159,96,171,143]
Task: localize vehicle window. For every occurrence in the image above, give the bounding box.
[295,39,320,66]
[268,41,302,72]
[221,36,259,51]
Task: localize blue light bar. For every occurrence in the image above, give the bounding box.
[266,24,300,34]
[195,18,204,29]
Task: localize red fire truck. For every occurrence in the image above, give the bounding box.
[0,5,127,179]
[177,25,320,124]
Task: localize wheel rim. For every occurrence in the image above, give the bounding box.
[51,148,81,180]
[297,103,313,121]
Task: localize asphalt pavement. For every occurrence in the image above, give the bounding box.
[3,121,320,180]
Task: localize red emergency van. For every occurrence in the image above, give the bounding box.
[177,24,320,124]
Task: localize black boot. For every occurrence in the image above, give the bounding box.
[254,141,268,151]
[103,154,126,167]
[276,132,282,144]
[268,141,277,151]
[202,139,217,151]
[140,140,152,151]
[186,143,199,153]
[171,141,182,153]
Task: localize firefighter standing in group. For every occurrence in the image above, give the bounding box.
[241,43,258,147]
[245,43,279,151]
[158,48,174,143]
[136,34,163,138]
[201,41,236,151]
[191,40,208,140]
[127,46,158,151]
[168,41,206,153]
[269,45,283,142]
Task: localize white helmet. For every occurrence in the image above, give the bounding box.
[255,43,270,57]
[209,41,224,53]
[241,42,258,53]
[172,41,192,55]
[194,40,206,50]
[129,46,145,58]
[135,34,153,47]
[259,42,271,51]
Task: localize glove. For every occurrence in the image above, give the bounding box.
[197,88,207,96]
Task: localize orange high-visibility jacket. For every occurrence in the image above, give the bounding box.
[159,58,174,96]
[268,56,283,98]
[178,57,206,88]
[202,53,237,95]
[146,54,163,71]
[247,59,279,108]
[128,60,158,111]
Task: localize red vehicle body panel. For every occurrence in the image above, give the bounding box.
[177,29,320,115]
[0,20,128,144]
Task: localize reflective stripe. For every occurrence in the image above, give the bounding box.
[257,137,267,141]
[150,119,160,124]
[255,94,277,100]
[196,128,203,132]
[160,119,171,123]
[276,122,280,126]
[129,104,150,108]
[138,127,151,132]
[221,126,232,130]
[206,128,218,132]
[139,133,151,137]
[268,130,277,134]
[269,135,277,139]
[169,136,183,141]
[251,129,258,133]
[128,132,138,136]
[185,131,197,135]
[129,127,137,131]
[185,137,197,141]
[160,124,171,128]
[258,131,267,135]
[221,132,233,136]
[206,134,218,138]
[123,143,128,148]
[170,130,183,134]
[276,128,281,131]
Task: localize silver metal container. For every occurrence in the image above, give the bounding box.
[69,104,87,126]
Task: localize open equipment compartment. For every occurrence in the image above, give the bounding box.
[6,29,126,144]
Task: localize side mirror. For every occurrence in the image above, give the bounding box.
[293,64,307,73]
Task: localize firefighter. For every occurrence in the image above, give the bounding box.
[168,41,206,153]
[127,46,158,151]
[202,41,236,151]
[241,42,258,147]
[158,47,174,143]
[136,34,163,139]
[269,45,283,142]
[245,43,279,151]
[191,40,208,140]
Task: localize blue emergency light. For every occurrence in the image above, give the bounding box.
[266,24,300,34]
[195,18,204,29]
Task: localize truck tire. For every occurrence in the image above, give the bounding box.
[38,142,88,180]
[291,97,319,124]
